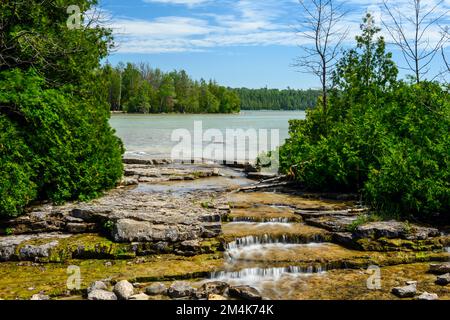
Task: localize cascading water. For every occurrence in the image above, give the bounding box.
[212,216,328,288]
[232,217,292,223]
[211,265,326,282]
[226,234,324,250]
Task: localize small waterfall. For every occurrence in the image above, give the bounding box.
[232,217,292,223]
[211,265,326,281]
[226,234,324,250]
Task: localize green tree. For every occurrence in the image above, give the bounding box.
[0,1,123,217]
[158,74,176,113]
[280,15,449,220]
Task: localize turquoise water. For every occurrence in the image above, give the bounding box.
[110,110,306,159]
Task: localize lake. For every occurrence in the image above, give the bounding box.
[110,110,306,160]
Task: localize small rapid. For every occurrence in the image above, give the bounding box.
[211,265,326,282]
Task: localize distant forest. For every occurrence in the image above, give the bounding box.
[102,63,320,113]
[233,88,321,110]
[102,62,240,114]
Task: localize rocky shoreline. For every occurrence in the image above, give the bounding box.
[0,158,449,300]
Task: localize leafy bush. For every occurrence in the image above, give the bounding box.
[280,15,450,220]
[0,69,124,217]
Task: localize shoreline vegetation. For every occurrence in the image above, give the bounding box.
[279,14,449,223]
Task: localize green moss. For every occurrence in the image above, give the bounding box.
[0,253,224,300]
[356,237,444,252]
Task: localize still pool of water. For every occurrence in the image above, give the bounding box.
[110,110,306,159]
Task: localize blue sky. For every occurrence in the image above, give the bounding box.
[99,0,450,89]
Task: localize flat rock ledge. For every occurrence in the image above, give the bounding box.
[297,210,448,252]
[0,165,229,261]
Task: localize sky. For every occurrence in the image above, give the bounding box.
[98,0,450,89]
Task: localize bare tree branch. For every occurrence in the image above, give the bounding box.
[292,0,349,111]
[382,0,449,83]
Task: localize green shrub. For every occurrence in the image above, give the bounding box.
[0,69,124,217]
[280,15,450,221]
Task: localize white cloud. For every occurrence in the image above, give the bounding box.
[110,0,449,54]
[112,16,212,38]
[111,0,299,53]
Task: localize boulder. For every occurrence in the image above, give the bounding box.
[113,280,135,300]
[391,283,417,298]
[129,293,150,300]
[145,283,167,296]
[167,281,196,299]
[87,281,108,294]
[195,281,229,299]
[435,273,450,286]
[429,263,450,275]
[416,292,439,300]
[228,285,262,301]
[19,241,59,260]
[30,293,50,300]
[88,289,117,301]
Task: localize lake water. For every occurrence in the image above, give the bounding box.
[110,110,306,160]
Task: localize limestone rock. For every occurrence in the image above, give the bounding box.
[332,232,356,248]
[195,281,229,299]
[306,216,359,233]
[167,282,196,299]
[416,292,439,300]
[391,283,417,298]
[145,283,167,296]
[113,280,135,300]
[87,281,108,294]
[429,263,450,275]
[19,241,59,260]
[30,293,50,300]
[112,219,199,243]
[355,221,439,240]
[228,285,262,301]
[88,289,117,300]
[435,273,450,286]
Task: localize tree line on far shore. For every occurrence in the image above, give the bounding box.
[233,87,321,111]
[101,63,320,113]
[101,63,240,114]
